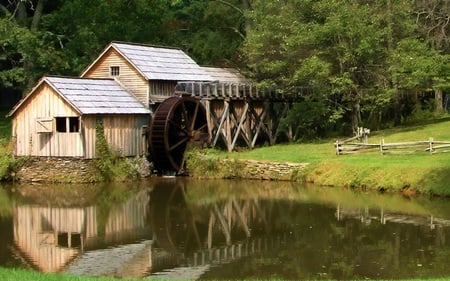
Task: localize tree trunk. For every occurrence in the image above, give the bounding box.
[16,1,27,26]
[351,102,362,134]
[31,0,46,31]
[435,89,443,112]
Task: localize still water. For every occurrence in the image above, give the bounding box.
[1,179,450,280]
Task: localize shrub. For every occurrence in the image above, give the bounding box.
[0,138,23,181]
[93,119,142,182]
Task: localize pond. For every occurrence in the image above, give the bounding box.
[1,178,450,280]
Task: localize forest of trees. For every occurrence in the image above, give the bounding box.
[0,0,448,138]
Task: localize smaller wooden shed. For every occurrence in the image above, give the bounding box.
[8,76,150,158]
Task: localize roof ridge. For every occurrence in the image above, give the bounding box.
[45,75,115,81]
[111,41,182,51]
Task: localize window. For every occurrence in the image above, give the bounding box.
[110,66,120,76]
[69,117,80,132]
[55,117,66,132]
[57,232,82,248]
[55,117,80,133]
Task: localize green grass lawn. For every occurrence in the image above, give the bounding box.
[216,116,450,195]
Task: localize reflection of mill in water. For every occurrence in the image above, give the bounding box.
[12,182,282,278]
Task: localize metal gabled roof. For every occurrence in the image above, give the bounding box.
[8,77,150,117]
[82,41,214,82]
[201,67,249,84]
[46,77,150,115]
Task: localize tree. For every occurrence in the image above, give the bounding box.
[243,0,448,135]
[166,0,250,66]
[0,0,64,92]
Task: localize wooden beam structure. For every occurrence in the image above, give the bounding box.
[177,81,301,151]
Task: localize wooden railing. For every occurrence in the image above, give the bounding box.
[175,81,310,101]
[335,137,450,155]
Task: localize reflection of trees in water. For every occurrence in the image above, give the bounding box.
[150,180,450,279]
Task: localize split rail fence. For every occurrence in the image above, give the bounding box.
[335,137,450,155]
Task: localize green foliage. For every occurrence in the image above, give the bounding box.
[0,138,24,181]
[389,38,448,91]
[166,0,247,65]
[186,149,247,179]
[280,101,335,140]
[244,0,449,134]
[93,119,140,182]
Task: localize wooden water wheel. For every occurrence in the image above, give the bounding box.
[149,96,209,173]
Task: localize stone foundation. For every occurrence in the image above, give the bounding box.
[15,157,96,183]
[15,157,151,183]
[217,159,309,181]
[15,157,307,183]
[240,159,308,180]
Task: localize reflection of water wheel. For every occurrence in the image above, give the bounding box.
[150,182,187,252]
[149,96,209,173]
[150,182,202,253]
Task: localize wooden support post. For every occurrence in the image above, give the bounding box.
[380,138,384,154]
[225,100,232,151]
[203,100,213,144]
[207,210,214,249]
[211,101,229,148]
[429,137,434,154]
[232,199,251,238]
[213,204,231,245]
[230,102,249,151]
[251,104,268,148]
[335,140,340,155]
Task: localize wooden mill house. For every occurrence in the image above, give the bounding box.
[8,42,248,158]
[8,76,150,158]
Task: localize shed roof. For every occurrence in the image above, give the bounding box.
[81,42,214,82]
[8,77,150,116]
[201,67,249,83]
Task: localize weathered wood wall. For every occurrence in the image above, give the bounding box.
[148,80,178,103]
[12,83,149,159]
[12,84,84,157]
[82,115,149,159]
[82,48,149,106]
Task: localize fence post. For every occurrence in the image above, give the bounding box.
[380,138,384,154]
[335,140,340,155]
[429,137,434,154]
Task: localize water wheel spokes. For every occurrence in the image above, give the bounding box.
[149,96,208,173]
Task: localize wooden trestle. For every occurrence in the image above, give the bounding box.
[176,82,303,151]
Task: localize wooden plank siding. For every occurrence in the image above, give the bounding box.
[81,48,149,107]
[11,84,84,157]
[80,115,149,159]
[11,83,149,159]
[148,80,177,103]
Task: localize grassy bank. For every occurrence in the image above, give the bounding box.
[1,267,449,281]
[0,267,144,281]
[190,117,450,196]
